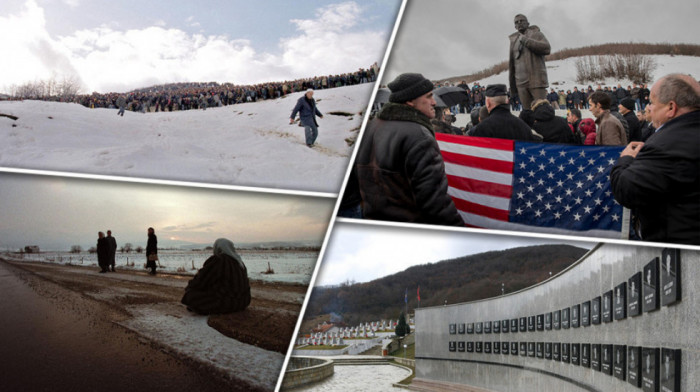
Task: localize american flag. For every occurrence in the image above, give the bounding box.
[435,134,630,238]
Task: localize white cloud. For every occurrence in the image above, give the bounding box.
[0,0,388,93]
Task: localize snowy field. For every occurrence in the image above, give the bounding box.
[5,249,319,284]
[295,364,411,391]
[0,83,374,194]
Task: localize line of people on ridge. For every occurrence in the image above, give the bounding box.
[341,72,700,246]
[95,230,252,315]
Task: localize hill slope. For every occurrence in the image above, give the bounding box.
[304,244,588,326]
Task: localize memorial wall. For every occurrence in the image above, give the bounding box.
[415,244,696,392]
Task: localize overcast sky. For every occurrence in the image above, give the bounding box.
[0,0,400,93]
[315,222,595,287]
[384,0,700,83]
[0,172,334,251]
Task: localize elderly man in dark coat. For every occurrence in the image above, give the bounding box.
[146,227,158,275]
[355,73,464,226]
[181,238,251,315]
[290,89,324,147]
[96,231,109,273]
[509,14,551,111]
[106,229,117,272]
[471,84,538,141]
[611,73,700,245]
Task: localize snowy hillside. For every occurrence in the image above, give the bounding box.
[0,83,374,194]
[474,55,699,91]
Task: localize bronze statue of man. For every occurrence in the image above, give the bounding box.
[509,14,551,111]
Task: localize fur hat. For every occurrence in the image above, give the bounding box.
[388,73,434,103]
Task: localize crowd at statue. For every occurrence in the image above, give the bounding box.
[11,63,379,113]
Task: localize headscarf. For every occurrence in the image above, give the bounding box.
[213,238,246,270]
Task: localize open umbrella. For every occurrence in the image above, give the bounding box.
[433,86,469,107]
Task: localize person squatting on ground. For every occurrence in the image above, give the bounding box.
[610,73,700,245]
[146,227,158,275]
[106,230,117,272]
[290,89,324,147]
[181,238,251,315]
[96,231,110,273]
[509,14,551,111]
[354,73,464,226]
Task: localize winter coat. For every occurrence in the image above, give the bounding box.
[290,96,322,127]
[623,111,642,142]
[509,25,551,93]
[97,237,109,267]
[181,238,251,314]
[578,118,597,145]
[531,103,576,144]
[355,103,464,226]
[610,110,700,244]
[471,105,538,141]
[595,111,627,146]
[146,233,157,269]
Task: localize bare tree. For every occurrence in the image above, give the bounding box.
[70,245,82,253]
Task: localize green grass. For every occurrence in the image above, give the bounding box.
[389,342,415,359]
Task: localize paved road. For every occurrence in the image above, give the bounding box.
[0,260,244,392]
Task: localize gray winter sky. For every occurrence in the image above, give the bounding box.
[0,0,401,93]
[0,171,334,251]
[315,222,596,287]
[384,0,700,83]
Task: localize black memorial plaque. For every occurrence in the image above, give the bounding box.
[476,322,483,334]
[528,342,535,357]
[527,316,535,332]
[545,312,552,330]
[449,341,456,352]
[476,341,483,353]
[628,346,642,387]
[467,323,474,334]
[484,321,491,334]
[553,309,561,330]
[629,272,643,317]
[553,342,561,362]
[467,341,474,353]
[519,317,526,332]
[592,296,601,325]
[562,307,570,329]
[660,348,681,392]
[591,344,601,371]
[602,290,613,323]
[502,319,509,333]
[536,314,544,331]
[581,343,591,368]
[493,341,500,354]
[493,320,500,334]
[661,249,682,307]
[614,282,627,320]
[484,342,492,354]
[582,301,591,326]
[537,342,544,359]
[614,344,627,381]
[601,344,613,375]
[510,341,518,356]
[449,324,456,334]
[458,341,465,352]
[519,341,527,357]
[545,342,552,360]
[571,304,580,328]
[510,318,518,333]
[458,323,465,334]
[643,258,660,313]
[571,343,580,365]
[502,341,509,355]
[561,343,570,363]
[642,347,659,392]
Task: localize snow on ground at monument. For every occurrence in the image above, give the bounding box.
[11,249,318,284]
[0,83,373,194]
[296,364,412,391]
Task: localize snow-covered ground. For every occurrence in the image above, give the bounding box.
[0,83,374,194]
[6,249,318,284]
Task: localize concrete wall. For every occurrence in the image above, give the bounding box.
[415,243,697,392]
[281,357,334,390]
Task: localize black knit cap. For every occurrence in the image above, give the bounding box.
[388,73,434,103]
[485,84,507,97]
[620,97,636,111]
